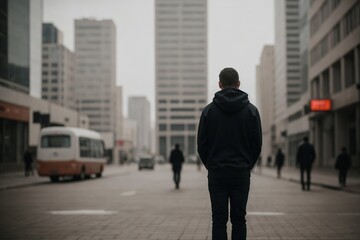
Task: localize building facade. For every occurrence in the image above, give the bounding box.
[42,24,75,109]
[274,0,302,151]
[0,0,44,171]
[256,45,275,163]
[308,0,360,167]
[155,0,208,159]
[74,19,117,133]
[128,96,151,153]
[0,0,42,97]
[286,0,311,166]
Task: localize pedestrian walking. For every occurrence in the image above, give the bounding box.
[266,155,272,167]
[169,143,184,189]
[23,148,34,177]
[335,147,351,187]
[275,148,285,178]
[296,137,316,191]
[197,67,262,240]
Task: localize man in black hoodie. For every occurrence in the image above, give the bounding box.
[197,67,262,240]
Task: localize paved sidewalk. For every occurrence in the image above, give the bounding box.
[253,165,360,194]
[0,164,132,191]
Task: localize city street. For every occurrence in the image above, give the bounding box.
[1,164,360,240]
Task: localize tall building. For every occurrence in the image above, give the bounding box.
[128,96,151,153]
[42,23,63,44]
[74,19,117,133]
[42,23,75,109]
[286,0,311,165]
[308,0,360,167]
[0,0,42,97]
[155,0,208,159]
[256,45,275,162]
[274,0,301,150]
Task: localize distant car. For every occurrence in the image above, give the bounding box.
[154,155,166,164]
[187,154,198,164]
[138,157,155,170]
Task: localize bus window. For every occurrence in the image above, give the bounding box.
[41,135,71,148]
[79,137,91,157]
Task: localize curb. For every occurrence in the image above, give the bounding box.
[253,171,360,195]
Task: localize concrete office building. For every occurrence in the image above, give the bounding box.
[74,19,117,133]
[0,0,43,171]
[155,0,208,159]
[274,0,302,151]
[128,96,151,153]
[42,23,75,109]
[286,0,311,165]
[308,0,360,167]
[256,45,275,163]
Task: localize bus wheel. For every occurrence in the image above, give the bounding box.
[96,172,102,178]
[50,176,59,182]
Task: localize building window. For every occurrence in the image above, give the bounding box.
[344,50,355,87]
[51,71,58,76]
[51,87,58,92]
[159,137,167,159]
[171,124,185,131]
[51,63,58,67]
[42,71,48,76]
[188,124,196,131]
[188,136,196,155]
[322,69,330,98]
[332,60,342,93]
[159,124,167,131]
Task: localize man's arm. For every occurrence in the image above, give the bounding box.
[197,111,208,167]
[249,108,262,169]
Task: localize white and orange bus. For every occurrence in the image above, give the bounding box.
[37,127,106,182]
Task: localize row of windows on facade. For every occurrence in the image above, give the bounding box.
[159,124,196,131]
[158,115,196,120]
[156,10,206,16]
[157,68,205,74]
[310,2,360,66]
[157,47,206,52]
[311,45,359,98]
[42,95,60,101]
[310,0,341,36]
[159,136,196,156]
[156,17,205,24]
[156,39,206,44]
[158,99,206,104]
[158,108,203,112]
[158,92,205,96]
[156,61,206,66]
[158,84,205,88]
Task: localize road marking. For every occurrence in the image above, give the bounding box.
[248,212,285,216]
[48,210,118,215]
[121,190,136,196]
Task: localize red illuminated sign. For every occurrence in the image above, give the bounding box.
[310,99,332,112]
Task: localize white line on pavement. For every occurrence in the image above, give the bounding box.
[248,212,285,216]
[121,190,137,196]
[48,210,118,215]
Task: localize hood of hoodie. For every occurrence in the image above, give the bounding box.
[213,88,250,114]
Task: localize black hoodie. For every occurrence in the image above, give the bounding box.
[197,88,262,178]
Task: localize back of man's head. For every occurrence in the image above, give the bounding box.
[175,144,180,149]
[219,67,240,88]
[303,137,309,142]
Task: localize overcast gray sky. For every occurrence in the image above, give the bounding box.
[43,0,274,121]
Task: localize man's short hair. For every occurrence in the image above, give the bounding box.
[303,137,309,142]
[219,67,240,88]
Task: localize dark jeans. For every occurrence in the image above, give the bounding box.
[300,165,312,190]
[208,176,250,240]
[338,169,348,186]
[173,170,181,188]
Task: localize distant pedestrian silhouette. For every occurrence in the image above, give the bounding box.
[23,148,34,176]
[275,149,284,178]
[198,67,262,240]
[335,147,351,187]
[296,137,316,191]
[267,155,272,167]
[169,144,184,189]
